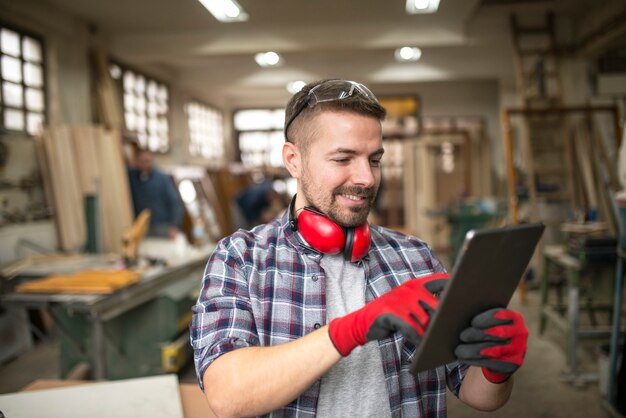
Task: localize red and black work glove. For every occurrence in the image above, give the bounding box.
[454,308,528,383]
[328,272,449,356]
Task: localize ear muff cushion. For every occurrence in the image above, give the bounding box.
[350,223,371,262]
[298,209,346,254]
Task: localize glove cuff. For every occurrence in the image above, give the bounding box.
[328,313,363,356]
[482,367,511,384]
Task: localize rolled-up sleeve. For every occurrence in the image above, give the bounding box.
[190,237,260,390]
[445,361,469,397]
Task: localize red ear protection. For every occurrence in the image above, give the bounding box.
[289,195,371,262]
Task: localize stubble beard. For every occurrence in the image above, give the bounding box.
[301,173,378,228]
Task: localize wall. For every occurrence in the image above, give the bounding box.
[0,0,226,261]
[376,79,503,187]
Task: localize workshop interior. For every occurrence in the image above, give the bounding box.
[1,0,626,416]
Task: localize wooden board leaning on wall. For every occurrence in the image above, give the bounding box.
[36,125,134,254]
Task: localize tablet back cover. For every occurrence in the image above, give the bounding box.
[410,223,544,375]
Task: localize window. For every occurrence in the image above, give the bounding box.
[0,25,46,135]
[233,108,285,168]
[110,63,170,152]
[186,101,224,160]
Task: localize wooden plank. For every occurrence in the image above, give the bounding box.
[56,126,86,251]
[42,127,85,251]
[15,270,140,294]
[33,134,55,220]
[572,122,599,209]
[501,110,518,224]
[71,125,101,195]
[99,128,134,253]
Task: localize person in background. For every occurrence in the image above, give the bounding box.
[191,79,528,417]
[231,178,287,231]
[127,149,183,239]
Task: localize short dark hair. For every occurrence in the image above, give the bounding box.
[284,79,387,150]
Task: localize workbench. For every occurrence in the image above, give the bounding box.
[539,244,615,385]
[0,246,213,380]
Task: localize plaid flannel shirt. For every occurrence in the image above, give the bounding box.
[191,210,468,417]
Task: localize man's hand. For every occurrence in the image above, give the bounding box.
[328,272,449,356]
[455,308,528,383]
[168,226,179,240]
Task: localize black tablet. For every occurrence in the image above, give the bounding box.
[410,222,545,375]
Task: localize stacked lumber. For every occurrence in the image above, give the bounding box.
[36,125,134,253]
[15,270,140,294]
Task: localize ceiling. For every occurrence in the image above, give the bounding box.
[34,0,622,106]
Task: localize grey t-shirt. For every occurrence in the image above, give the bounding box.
[316,253,392,418]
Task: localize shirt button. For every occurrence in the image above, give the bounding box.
[313,323,321,329]
[312,275,318,282]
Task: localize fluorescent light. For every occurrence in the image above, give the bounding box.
[255,51,283,67]
[395,47,422,62]
[287,81,306,94]
[197,0,248,22]
[406,0,440,14]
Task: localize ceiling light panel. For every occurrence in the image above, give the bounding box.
[287,81,306,94]
[198,0,248,22]
[406,0,440,14]
[395,47,422,62]
[255,52,283,67]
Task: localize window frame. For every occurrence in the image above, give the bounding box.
[232,107,285,169]
[0,21,48,136]
[185,99,225,161]
[109,60,172,153]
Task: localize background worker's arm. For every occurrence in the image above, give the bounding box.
[203,325,340,418]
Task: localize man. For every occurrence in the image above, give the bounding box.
[191,80,528,417]
[127,149,183,239]
[231,178,286,231]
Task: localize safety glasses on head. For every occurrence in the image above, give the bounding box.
[284,79,378,142]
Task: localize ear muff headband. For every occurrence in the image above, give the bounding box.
[289,194,371,262]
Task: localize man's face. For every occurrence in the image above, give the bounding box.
[136,151,154,174]
[296,111,384,227]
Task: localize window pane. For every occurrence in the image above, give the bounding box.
[136,114,146,133]
[135,96,145,113]
[158,85,168,101]
[3,81,23,107]
[147,100,157,116]
[22,37,42,62]
[5,108,24,130]
[1,55,22,83]
[1,28,21,57]
[25,87,44,111]
[23,63,43,87]
[26,112,43,135]
[109,64,122,80]
[148,117,158,134]
[135,75,145,94]
[147,80,157,99]
[124,92,135,110]
[123,71,135,92]
[137,133,147,148]
[125,111,136,130]
[159,117,168,135]
[234,109,284,131]
[148,135,159,151]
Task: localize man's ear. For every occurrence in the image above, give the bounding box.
[283,142,301,179]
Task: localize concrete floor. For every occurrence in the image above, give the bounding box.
[0,289,613,417]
